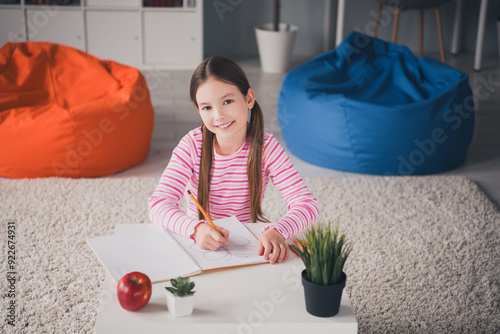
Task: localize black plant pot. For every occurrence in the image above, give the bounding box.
[301,270,346,317]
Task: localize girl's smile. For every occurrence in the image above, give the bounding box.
[215,121,234,129]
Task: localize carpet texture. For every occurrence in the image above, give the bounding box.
[1,176,499,333]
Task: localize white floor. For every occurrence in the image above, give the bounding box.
[115,52,500,207]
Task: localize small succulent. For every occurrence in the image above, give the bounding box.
[165,277,195,297]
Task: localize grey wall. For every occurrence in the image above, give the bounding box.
[203,0,499,58]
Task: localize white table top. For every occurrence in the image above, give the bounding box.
[94,223,358,334]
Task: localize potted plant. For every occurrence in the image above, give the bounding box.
[165,276,196,317]
[255,0,298,73]
[292,219,352,317]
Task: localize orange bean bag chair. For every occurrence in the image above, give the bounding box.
[0,42,154,178]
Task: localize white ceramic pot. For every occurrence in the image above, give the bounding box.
[165,290,194,317]
[255,23,298,73]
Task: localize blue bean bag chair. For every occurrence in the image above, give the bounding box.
[278,32,475,175]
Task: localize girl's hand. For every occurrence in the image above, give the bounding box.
[258,228,289,264]
[192,223,229,251]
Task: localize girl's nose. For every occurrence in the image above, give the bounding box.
[213,107,225,121]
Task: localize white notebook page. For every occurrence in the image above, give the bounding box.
[168,216,268,270]
[87,227,201,284]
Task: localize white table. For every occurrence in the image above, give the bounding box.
[94,223,358,334]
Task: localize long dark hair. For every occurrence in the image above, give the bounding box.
[189,56,268,223]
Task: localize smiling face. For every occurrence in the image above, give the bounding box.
[196,78,255,154]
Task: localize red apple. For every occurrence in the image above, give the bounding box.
[117,271,152,311]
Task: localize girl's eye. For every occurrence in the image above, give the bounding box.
[201,106,212,111]
[224,99,233,105]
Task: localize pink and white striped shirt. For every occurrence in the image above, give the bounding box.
[148,127,319,240]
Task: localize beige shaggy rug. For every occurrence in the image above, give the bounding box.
[1,175,499,333]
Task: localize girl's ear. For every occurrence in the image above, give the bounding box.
[246,88,256,109]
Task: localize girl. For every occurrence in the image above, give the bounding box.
[149,56,318,264]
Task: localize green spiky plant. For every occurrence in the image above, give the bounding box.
[165,277,195,297]
[292,219,352,285]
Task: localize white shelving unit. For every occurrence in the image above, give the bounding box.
[0,0,203,69]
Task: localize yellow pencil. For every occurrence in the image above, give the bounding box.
[187,190,224,238]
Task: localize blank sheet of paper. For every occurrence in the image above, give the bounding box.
[87,227,201,284]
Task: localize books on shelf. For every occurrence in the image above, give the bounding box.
[0,0,195,7]
[0,0,20,4]
[24,0,76,5]
[144,0,189,7]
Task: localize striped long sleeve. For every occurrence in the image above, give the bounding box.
[261,133,319,239]
[148,129,202,238]
[148,126,319,239]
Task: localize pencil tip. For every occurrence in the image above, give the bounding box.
[187,190,192,195]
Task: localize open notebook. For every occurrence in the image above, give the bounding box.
[87,216,268,284]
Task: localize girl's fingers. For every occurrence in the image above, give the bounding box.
[263,240,272,260]
[218,226,230,244]
[209,226,229,245]
[198,237,217,250]
[199,232,226,251]
[269,243,281,264]
[267,243,290,264]
[257,238,264,256]
[274,244,286,264]
[210,228,226,243]
[208,239,225,251]
[218,226,230,238]
[198,241,214,250]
